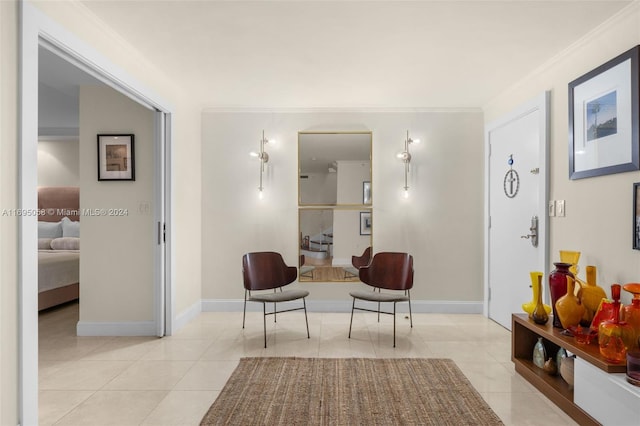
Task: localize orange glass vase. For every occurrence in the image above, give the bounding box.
[578,265,606,325]
[555,276,585,330]
[599,284,635,363]
[623,283,640,351]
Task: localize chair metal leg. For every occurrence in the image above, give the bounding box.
[393,302,397,348]
[348,298,356,338]
[242,290,247,329]
[303,298,310,338]
[273,289,277,323]
[407,290,413,328]
[263,302,267,348]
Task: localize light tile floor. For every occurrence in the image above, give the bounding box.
[39,302,578,425]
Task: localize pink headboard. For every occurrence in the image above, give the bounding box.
[37,186,80,222]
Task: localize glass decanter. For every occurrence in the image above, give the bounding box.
[599,284,635,363]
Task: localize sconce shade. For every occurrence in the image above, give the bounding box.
[398,151,411,163]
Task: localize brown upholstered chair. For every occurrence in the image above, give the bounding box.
[242,252,310,348]
[348,252,414,347]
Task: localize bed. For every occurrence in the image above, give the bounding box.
[37,186,80,311]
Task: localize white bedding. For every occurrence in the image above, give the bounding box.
[38,250,79,293]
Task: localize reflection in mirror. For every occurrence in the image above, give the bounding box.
[298,132,372,206]
[299,208,372,282]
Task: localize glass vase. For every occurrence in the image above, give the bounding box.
[559,250,581,277]
[623,283,640,351]
[532,273,549,325]
[579,265,606,326]
[599,284,635,363]
[522,271,551,317]
[533,337,546,369]
[555,276,584,329]
[549,262,574,328]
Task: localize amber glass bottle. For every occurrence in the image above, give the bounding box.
[599,284,635,363]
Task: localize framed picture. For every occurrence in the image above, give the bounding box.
[97,134,135,181]
[359,211,371,235]
[363,181,371,204]
[569,45,640,179]
[633,183,640,250]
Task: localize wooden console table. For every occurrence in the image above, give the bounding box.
[512,314,626,426]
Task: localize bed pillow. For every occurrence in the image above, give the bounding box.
[50,237,80,251]
[38,238,53,250]
[38,221,63,238]
[61,216,80,238]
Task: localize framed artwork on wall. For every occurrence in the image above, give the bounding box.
[363,181,371,204]
[97,134,135,181]
[360,211,371,235]
[633,183,640,250]
[568,45,640,180]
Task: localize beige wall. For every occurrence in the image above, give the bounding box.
[79,86,155,322]
[201,111,484,303]
[1,0,18,423]
[484,3,640,299]
[30,1,203,321]
[1,1,202,422]
[38,139,80,186]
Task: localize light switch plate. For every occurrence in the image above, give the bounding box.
[548,201,556,217]
[557,200,565,217]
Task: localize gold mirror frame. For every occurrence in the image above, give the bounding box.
[298,131,372,282]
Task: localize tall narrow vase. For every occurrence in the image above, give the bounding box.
[532,273,549,325]
[522,271,551,317]
[549,262,574,328]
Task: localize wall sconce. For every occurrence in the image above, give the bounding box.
[250,130,270,197]
[397,130,418,198]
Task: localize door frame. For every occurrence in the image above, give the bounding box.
[19,2,174,424]
[483,91,550,318]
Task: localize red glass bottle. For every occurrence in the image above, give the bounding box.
[549,262,574,328]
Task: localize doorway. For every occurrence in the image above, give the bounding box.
[485,92,549,330]
[20,3,173,424]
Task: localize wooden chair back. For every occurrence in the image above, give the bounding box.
[351,246,372,269]
[242,252,297,291]
[358,252,413,291]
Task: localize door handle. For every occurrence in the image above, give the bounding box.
[520,215,538,247]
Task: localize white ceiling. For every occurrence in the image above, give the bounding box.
[70,0,633,109]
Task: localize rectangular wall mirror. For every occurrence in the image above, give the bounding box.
[298,132,372,206]
[299,208,372,282]
[298,131,372,282]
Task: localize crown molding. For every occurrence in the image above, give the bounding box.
[484,0,640,111]
[202,106,482,114]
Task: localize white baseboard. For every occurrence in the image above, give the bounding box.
[76,320,157,336]
[173,300,202,333]
[201,299,483,314]
[75,299,482,336]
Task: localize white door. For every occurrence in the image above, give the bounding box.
[485,92,549,330]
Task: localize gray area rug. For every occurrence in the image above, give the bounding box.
[201,357,504,425]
